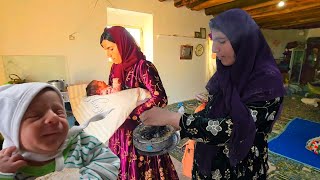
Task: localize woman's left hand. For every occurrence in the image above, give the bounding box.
[140,107,182,130]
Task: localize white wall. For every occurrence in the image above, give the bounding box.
[307,28,320,38]
[156,35,207,103]
[262,29,307,59]
[0,0,211,104]
[0,0,107,84]
[1,55,68,82]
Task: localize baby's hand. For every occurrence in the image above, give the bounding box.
[105,87,113,94]
[106,87,121,94]
[111,88,121,93]
[0,146,27,173]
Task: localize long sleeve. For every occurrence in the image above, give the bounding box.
[180,113,233,146]
[129,61,168,120]
[65,131,120,180]
[179,97,283,146]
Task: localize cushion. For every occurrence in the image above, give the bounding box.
[306,136,320,155]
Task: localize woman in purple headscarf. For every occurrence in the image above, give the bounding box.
[100,26,178,179]
[141,9,285,179]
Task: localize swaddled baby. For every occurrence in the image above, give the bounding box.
[69,80,151,143]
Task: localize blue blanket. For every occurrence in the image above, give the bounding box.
[269,118,320,170]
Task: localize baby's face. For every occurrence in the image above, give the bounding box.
[96,81,109,95]
[19,89,69,155]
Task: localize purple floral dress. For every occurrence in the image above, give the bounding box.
[108,59,179,180]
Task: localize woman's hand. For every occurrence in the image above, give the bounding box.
[105,87,121,94]
[105,87,113,94]
[0,146,27,173]
[140,107,182,130]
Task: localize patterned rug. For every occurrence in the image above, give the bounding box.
[167,95,320,180]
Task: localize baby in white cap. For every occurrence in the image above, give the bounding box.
[0,82,119,179]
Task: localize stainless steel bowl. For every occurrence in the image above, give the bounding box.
[133,124,180,156]
[47,80,67,92]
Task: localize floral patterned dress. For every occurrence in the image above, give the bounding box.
[179,95,283,180]
[108,59,178,180]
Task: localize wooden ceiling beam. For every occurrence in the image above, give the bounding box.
[255,8,320,25]
[186,0,208,9]
[205,0,269,16]
[167,0,320,30]
[174,0,185,8]
[258,19,320,29]
[174,0,205,8]
[254,6,320,20]
[242,0,279,11]
[266,21,320,29]
[189,0,235,11]
[251,1,320,18]
[284,22,320,29]
[247,0,302,16]
[262,17,320,29]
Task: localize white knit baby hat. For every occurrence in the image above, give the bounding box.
[0,82,63,150]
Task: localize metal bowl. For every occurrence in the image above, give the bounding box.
[133,124,180,156]
[47,80,67,92]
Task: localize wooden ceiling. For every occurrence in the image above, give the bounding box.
[160,0,320,29]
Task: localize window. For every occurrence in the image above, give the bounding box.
[207,39,217,80]
[126,27,142,47]
[107,8,153,61]
[107,26,143,48]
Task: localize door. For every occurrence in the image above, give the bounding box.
[289,49,305,84]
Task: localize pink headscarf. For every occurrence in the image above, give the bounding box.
[104,26,146,86]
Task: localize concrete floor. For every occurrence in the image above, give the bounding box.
[37,156,190,180]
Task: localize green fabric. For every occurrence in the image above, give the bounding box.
[307,83,320,95]
[18,141,73,177]
[19,161,55,177]
[63,140,73,159]
[0,177,13,180]
[0,173,14,180]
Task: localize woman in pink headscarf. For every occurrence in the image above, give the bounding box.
[100,26,178,180]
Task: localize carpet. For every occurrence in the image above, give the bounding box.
[268,118,320,170]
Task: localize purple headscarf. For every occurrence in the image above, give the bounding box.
[196,9,284,175]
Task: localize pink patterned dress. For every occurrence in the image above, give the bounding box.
[108,59,179,180]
